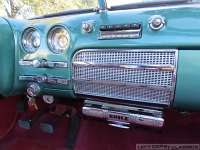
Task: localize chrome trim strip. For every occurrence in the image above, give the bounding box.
[73,62,175,72]
[19,75,69,85]
[72,49,178,56]
[84,100,163,116]
[19,60,68,68]
[108,121,130,129]
[170,48,179,104]
[99,29,141,40]
[19,60,33,66]
[82,103,164,128]
[73,79,173,91]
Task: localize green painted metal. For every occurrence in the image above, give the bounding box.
[0,18,15,96]
[174,50,200,111]
[2,3,200,110]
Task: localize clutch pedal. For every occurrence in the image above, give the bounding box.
[82,100,164,128]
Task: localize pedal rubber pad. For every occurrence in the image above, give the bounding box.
[18,119,32,130]
[40,122,54,134]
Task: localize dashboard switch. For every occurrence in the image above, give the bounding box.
[19,60,68,68]
[82,20,95,33]
[27,83,40,97]
[32,59,42,68]
[149,15,166,31]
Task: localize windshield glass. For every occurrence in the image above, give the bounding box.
[106,0,187,7]
[0,0,98,19]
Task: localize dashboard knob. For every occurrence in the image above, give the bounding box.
[149,15,166,31]
[82,20,94,33]
[27,83,40,97]
[32,59,41,68]
[36,75,48,83]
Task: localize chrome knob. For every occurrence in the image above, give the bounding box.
[32,59,41,68]
[27,83,40,97]
[36,75,47,83]
[82,20,94,33]
[149,15,166,31]
[43,95,54,104]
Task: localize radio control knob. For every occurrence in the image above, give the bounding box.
[149,15,166,31]
[27,83,40,97]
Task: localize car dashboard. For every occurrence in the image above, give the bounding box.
[1,2,200,128]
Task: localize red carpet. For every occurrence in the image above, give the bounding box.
[75,112,200,150]
[0,97,200,150]
[0,96,18,140]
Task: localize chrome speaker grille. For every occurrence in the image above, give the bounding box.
[72,49,178,106]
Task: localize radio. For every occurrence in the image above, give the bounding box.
[99,23,142,40]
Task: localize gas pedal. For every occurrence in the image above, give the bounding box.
[40,122,55,134]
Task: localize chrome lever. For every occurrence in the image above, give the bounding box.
[108,121,130,129]
[19,60,68,68]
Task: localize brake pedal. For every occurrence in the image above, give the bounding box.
[18,119,32,130]
[40,122,55,134]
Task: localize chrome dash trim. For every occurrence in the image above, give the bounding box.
[73,79,173,91]
[19,60,33,66]
[99,29,142,40]
[73,62,175,72]
[19,75,69,85]
[82,100,164,128]
[19,60,68,68]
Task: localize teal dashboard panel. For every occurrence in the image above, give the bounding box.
[0,18,15,96]
[2,3,200,110]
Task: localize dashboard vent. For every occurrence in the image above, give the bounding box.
[72,49,178,106]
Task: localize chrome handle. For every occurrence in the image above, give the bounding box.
[19,60,68,68]
[19,75,69,85]
[108,121,130,129]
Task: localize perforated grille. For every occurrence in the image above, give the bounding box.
[72,49,177,106]
[73,66,174,87]
[75,81,172,105]
[73,50,176,65]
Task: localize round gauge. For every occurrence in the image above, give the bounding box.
[22,28,41,53]
[47,25,70,54]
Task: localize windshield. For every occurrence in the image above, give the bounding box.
[0,0,191,19]
[0,0,98,19]
[106,0,188,7]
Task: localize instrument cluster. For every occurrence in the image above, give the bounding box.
[21,25,70,54]
[18,23,73,98]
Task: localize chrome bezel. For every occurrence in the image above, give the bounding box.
[21,27,40,53]
[149,15,166,31]
[47,25,70,54]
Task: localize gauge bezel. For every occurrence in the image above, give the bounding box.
[47,25,70,54]
[21,27,41,53]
